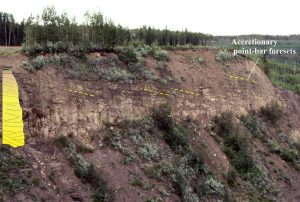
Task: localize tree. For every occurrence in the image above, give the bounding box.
[41,6,58,43]
[0,12,24,46]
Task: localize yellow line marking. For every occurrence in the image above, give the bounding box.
[226,74,256,84]
[171,88,200,96]
[143,88,170,96]
[66,89,95,97]
[144,87,200,97]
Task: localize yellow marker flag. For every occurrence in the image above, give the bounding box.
[2,67,24,148]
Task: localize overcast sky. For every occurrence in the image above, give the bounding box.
[2,0,299,35]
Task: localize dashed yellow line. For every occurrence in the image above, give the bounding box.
[67,86,200,98]
[171,88,200,96]
[144,87,200,97]
[66,89,95,97]
[143,88,170,96]
[226,74,256,84]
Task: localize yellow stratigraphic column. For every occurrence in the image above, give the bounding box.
[2,67,24,148]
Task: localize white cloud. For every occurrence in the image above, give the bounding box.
[2,0,300,35]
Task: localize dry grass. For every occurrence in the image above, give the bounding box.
[0,46,21,56]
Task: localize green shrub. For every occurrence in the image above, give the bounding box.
[186,55,205,66]
[198,176,225,196]
[118,46,139,63]
[56,135,70,147]
[186,150,205,175]
[152,103,174,132]
[130,176,143,187]
[295,161,300,171]
[127,60,146,73]
[127,60,159,81]
[173,157,201,201]
[26,43,43,56]
[212,111,235,137]
[156,61,168,69]
[153,49,169,61]
[266,140,281,154]
[21,61,34,72]
[108,117,158,165]
[118,44,167,64]
[0,147,26,172]
[50,54,63,65]
[138,143,160,161]
[55,41,69,53]
[279,148,298,163]
[240,115,268,142]
[249,194,274,202]
[260,101,283,122]
[42,42,69,53]
[99,67,135,83]
[266,139,300,170]
[213,112,256,173]
[140,69,159,81]
[152,103,190,152]
[295,141,300,153]
[226,169,237,186]
[68,45,86,59]
[31,55,46,69]
[215,50,242,63]
[123,152,135,165]
[243,165,272,194]
[0,147,29,196]
[180,186,199,202]
[77,143,94,153]
[226,147,255,174]
[145,196,163,202]
[135,44,152,56]
[145,161,174,180]
[163,127,189,152]
[196,56,205,64]
[223,135,254,175]
[86,164,114,202]
[47,53,73,66]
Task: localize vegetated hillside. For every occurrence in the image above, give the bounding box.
[0,46,300,202]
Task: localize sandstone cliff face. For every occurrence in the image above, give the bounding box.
[13,49,291,144]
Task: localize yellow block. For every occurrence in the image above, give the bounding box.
[2,67,24,148]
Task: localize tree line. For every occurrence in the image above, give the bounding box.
[0,12,24,46]
[217,35,300,41]
[1,6,213,48]
[132,26,213,46]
